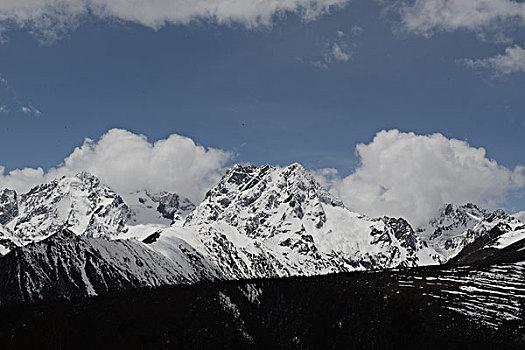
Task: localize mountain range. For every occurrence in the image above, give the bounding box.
[0,163,523,306]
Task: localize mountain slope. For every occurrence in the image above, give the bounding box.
[0,225,21,256]
[0,229,217,305]
[447,221,525,265]
[1,261,523,349]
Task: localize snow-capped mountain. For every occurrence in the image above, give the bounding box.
[417,203,524,262]
[0,172,197,250]
[2,172,130,245]
[150,164,437,280]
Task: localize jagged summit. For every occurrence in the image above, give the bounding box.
[418,203,486,240]
[186,163,343,231]
[5,172,131,244]
[47,227,77,240]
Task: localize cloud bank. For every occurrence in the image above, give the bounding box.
[327,129,524,226]
[0,0,349,43]
[0,129,231,203]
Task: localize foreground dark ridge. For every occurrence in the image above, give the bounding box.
[0,263,523,349]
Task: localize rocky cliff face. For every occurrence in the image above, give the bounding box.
[0,189,18,225]
[0,225,20,256]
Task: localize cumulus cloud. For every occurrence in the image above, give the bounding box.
[0,0,350,43]
[396,0,525,37]
[464,45,525,75]
[326,129,524,226]
[0,129,232,203]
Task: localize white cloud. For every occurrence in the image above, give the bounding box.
[0,128,232,203]
[21,105,42,116]
[326,129,524,226]
[331,42,350,62]
[310,167,340,189]
[464,45,525,75]
[396,0,525,37]
[310,30,353,68]
[0,0,350,43]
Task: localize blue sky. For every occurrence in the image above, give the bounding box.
[0,0,523,219]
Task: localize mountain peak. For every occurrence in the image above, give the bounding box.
[11,172,130,244]
[187,163,342,228]
[416,202,523,262]
[437,203,485,219]
[49,228,77,241]
[74,171,101,182]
